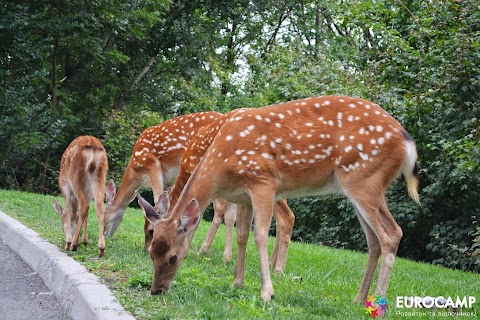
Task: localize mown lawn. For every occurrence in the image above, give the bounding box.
[0,189,478,319]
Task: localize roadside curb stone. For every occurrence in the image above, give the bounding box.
[0,210,136,320]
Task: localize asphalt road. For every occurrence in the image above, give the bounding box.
[0,241,70,320]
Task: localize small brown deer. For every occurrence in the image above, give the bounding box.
[103,111,223,251]
[139,96,420,302]
[53,135,115,256]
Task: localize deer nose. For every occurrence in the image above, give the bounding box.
[151,287,167,295]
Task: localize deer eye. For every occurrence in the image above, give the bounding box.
[169,255,177,265]
[148,229,154,238]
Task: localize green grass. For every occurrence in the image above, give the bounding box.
[0,189,478,319]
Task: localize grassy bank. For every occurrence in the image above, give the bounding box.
[0,189,478,319]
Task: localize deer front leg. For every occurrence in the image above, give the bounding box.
[232,205,252,288]
[94,190,106,256]
[144,161,164,251]
[198,199,225,255]
[81,215,88,245]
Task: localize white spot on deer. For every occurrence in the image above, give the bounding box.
[255,115,263,121]
[296,108,302,113]
[278,113,285,119]
[365,104,371,109]
[217,152,223,158]
[314,103,321,108]
[376,125,383,132]
[247,150,256,155]
[261,152,273,160]
[385,131,392,139]
[306,122,313,127]
[235,149,244,155]
[285,143,292,150]
[359,127,366,134]
[247,125,255,131]
[375,110,381,115]
[360,152,369,161]
[322,100,331,106]
[370,139,377,145]
[357,144,364,151]
[309,145,315,150]
[371,149,379,156]
[348,103,356,108]
[340,135,345,141]
[378,137,385,145]
[328,120,335,126]
[300,102,307,106]
[368,125,375,131]
[345,145,353,152]
[239,132,247,138]
[226,135,233,141]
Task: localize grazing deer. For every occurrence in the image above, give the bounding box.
[139,116,295,268]
[53,135,115,256]
[103,111,222,251]
[139,96,420,302]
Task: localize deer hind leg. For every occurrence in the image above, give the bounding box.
[345,189,402,303]
[250,189,276,301]
[198,198,226,255]
[222,202,236,264]
[71,194,90,252]
[64,192,77,250]
[232,205,253,289]
[352,206,381,303]
[270,199,294,275]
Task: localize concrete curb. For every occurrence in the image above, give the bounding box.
[0,210,136,320]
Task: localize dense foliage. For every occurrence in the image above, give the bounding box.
[1,0,479,272]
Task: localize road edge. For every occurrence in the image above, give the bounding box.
[0,210,136,320]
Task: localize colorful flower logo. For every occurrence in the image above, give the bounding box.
[364,294,388,318]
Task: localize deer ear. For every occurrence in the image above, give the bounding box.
[106,180,116,204]
[154,191,170,217]
[137,192,163,225]
[53,198,64,216]
[178,198,200,234]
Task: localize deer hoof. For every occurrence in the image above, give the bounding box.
[70,244,78,251]
[98,248,105,257]
[65,242,71,250]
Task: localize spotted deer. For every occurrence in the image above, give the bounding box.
[103,111,223,251]
[53,135,115,256]
[139,96,420,302]
[138,116,295,268]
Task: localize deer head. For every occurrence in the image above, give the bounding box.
[137,191,200,294]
